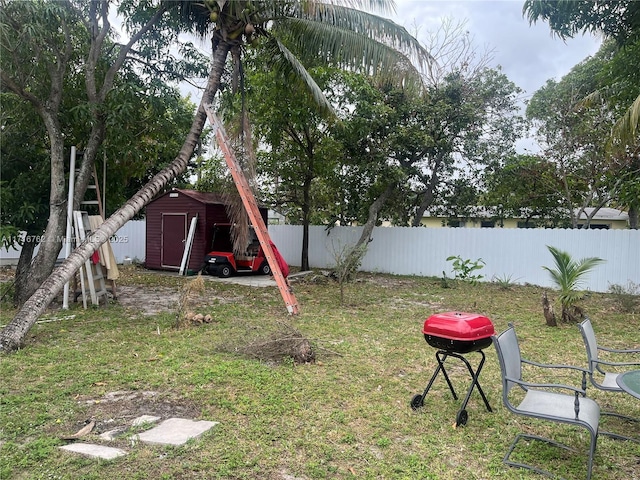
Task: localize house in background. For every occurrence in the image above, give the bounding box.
[419,207,630,230]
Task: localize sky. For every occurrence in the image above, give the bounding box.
[177,1,602,103]
[173,1,604,152]
[390,0,602,99]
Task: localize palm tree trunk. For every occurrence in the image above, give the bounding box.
[0,43,231,353]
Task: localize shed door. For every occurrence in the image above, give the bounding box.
[161,213,187,268]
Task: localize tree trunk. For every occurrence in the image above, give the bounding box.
[13,234,38,306]
[629,205,638,229]
[411,159,442,227]
[301,165,313,271]
[335,183,396,298]
[14,109,69,304]
[301,221,310,271]
[0,42,231,353]
[542,291,557,327]
[355,183,396,248]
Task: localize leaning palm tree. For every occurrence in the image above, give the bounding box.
[0,0,434,352]
[542,245,604,323]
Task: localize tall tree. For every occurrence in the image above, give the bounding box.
[0,0,208,304]
[524,0,640,227]
[0,0,433,352]
[238,66,343,271]
[1,68,198,304]
[481,154,567,227]
[526,54,605,227]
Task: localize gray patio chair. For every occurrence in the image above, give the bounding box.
[493,324,600,480]
[578,317,640,441]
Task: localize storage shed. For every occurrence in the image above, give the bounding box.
[145,188,267,272]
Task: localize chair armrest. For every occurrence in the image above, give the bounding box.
[593,358,640,368]
[505,376,587,396]
[598,345,640,354]
[522,358,590,374]
[521,359,588,391]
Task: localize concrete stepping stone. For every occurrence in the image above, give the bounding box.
[59,443,127,460]
[134,418,218,446]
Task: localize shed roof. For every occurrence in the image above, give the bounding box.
[158,188,229,205]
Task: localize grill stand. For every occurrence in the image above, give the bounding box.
[411,349,493,427]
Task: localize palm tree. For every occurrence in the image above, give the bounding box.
[0,0,434,352]
[542,245,604,323]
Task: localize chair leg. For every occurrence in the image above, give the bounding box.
[600,411,640,443]
[602,410,640,423]
[504,433,596,480]
[586,431,597,480]
[599,430,640,443]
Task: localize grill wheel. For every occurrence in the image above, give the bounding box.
[410,394,424,411]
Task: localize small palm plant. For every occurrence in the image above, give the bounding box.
[542,245,604,323]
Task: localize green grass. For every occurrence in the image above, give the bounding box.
[1,267,639,479]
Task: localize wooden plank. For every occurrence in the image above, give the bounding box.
[205,106,299,314]
[179,215,198,275]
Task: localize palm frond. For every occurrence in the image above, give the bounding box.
[261,35,336,115]
[276,16,426,89]
[544,245,604,301]
[577,90,603,110]
[271,3,434,86]
[305,0,397,16]
[611,93,640,148]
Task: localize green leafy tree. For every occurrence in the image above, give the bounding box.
[526,48,626,228]
[0,0,433,352]
[409,21,525,226]
[542,246,604,323]
[222,64,343,270]
[523,0,640,46]
[0,0,209,305]
[481,154,567,227]
[524,0,640,228]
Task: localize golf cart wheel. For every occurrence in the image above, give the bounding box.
[218,265,233,278]
[455,409,468,427]
[410,394,424,411]
[259,262,271,275]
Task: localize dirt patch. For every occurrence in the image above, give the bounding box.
[115,285,181,316]
[115,282,242,317]
[75,390,201,435]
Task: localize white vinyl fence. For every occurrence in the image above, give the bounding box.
[2,221,638,293]
[268,225,639,294]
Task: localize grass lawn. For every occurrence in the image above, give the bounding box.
[1,266,639,479]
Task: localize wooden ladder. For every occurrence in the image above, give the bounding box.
[205,106,299,314]
[80,160,117,297]
[73,210,108,307]
[80,164,105,217]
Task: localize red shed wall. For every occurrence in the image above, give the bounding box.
[146,192,214,271]
[146,190,270,272]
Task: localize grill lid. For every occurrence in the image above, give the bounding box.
[423,312,494,341]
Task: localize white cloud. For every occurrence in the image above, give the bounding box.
[392,0,602,97]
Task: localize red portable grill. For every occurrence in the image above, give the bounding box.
[411,312,495,426]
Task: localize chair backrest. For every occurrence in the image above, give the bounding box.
[492,325,523,397]
[578,318,599,371]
